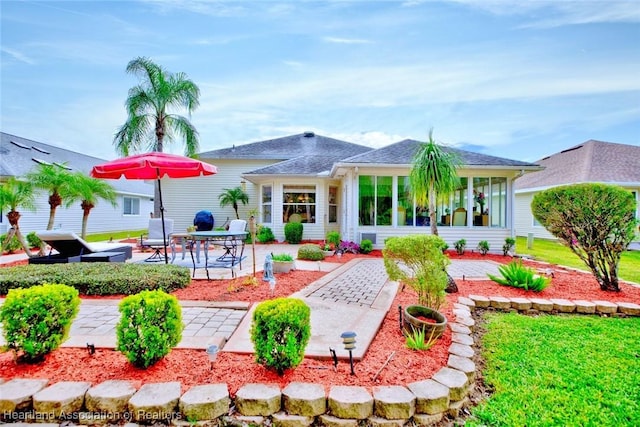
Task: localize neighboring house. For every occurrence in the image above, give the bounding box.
[514,140,640,240]
[0,132,154,236]
[163,132,541,250]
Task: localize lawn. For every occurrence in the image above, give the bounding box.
[468,313,640,426]
[516,236,640,284]
[84,229,146,243]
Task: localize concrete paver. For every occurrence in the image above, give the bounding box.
[0,245,503,354]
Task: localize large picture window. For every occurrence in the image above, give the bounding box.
[358,175,392,226]
[261,185,272,223]
[123,196,140,216]
[283,185,316,223]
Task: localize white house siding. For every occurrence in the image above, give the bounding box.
[7,192,153,237]
[161,159,273,232]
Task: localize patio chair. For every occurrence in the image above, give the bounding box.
[140,218,174,262]
[452,208,467,226]
[32,230,133,264]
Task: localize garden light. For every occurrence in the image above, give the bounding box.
[341,331,357,375]
[206,344,219,370]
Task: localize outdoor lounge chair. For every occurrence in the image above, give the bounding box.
[31,230,133,264]
[140,218,174,262]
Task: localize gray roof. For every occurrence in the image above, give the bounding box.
[200,132,372,160]
[0,132,152,195]
[515,140,640,190]
[338,139,540,168]
[200,132,372,175]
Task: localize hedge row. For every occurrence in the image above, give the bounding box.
[0,263,191,296]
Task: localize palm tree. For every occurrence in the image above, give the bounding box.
[25,163,76,230]
[0,178,37,255]
[114,56,201,217]
[409,129,461,236]
[219,187,250,219]
[66,173,117,239]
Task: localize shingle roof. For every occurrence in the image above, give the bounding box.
[514,140,640,190]
[338,139,539,167]
[0,132,152,195]
[200,132,372,161]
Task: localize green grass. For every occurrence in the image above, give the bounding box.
[516,236,640,284]
[468,313,640,426]
[84,229,146,243]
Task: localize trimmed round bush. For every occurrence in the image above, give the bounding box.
[284,222,303,244]
[360,239,373,254]
[250,297,311,374]
[0,283,80,362]
[1,233,21,253]
[297,243,325,261]
[257,225,275,243]
[26,232,43,249]
[116,290,183,368]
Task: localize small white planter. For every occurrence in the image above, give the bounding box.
[273,261,295,274]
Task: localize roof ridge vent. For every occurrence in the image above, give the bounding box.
[303,131,315,138]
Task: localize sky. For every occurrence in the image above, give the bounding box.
[1,0,639,163]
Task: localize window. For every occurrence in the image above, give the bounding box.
[261,185,272,223]
[472,177,507,227]
[397,176,414,226]
[283,185,316,223]
[123,197,140,215]
[358,176,392,226]
[328,186,338,223]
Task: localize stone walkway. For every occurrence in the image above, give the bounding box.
[0,258,501,353]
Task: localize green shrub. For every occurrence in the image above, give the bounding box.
[284,222,303,244]
[487,260,551,292]
[116,290,183,368]
[503,237,516,256]
[297,243,325,261]
[441,243,449,253]
[360,239,373,254]
[0,263,191,296]
[383,235,449,310]
[454,239,466,255]
[326,231,341,247]
[405,326,439,351]
[477,240,490,255]
[0,283,80,362]
[250,297,311,375]
[256,225,275,243]
[1,233,21,253]
[272,253,294,262]
[26,232,42,249]
[532,183,637,292]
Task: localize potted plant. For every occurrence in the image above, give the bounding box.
[320,242,334,257]
[271,253,295,273]
[383,235,449,339]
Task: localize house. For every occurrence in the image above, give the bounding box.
[162,132,542,250]
[514,140,640,240]
[0,132,154,236]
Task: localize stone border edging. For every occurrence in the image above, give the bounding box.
[1,296,638,426]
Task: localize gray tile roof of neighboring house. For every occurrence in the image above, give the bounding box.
[0,132,152,195]
[199,132,372,162]
[338,139,539,167]
[514,140,640,190]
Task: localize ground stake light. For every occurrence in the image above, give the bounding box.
[341,331,357,375]
[206,344,219,370]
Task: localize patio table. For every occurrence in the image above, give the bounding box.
[186,230,248,279]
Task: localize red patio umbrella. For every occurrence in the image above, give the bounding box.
[90,152,218,263]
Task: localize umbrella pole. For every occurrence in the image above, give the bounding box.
[157,169,168,264]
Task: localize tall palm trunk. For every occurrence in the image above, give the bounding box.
[47,192,62,230]
[81,201,94,239]
[429,183,438,236]
[2,210,33,256]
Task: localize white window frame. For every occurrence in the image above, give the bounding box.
[123,196,140,216]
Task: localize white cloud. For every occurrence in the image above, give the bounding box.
[323,36,372,44]
[1,47,36,65]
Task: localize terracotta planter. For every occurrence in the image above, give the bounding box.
[403,305,447,339]
[273,261,294,274]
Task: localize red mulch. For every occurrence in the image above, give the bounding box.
[1,250,639,395]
